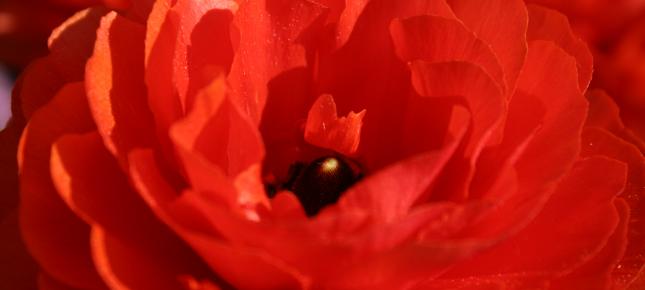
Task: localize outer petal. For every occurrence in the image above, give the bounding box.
[526,4,593,92]
[18,83,105,289]
[582,127,645,287]
[16,7,107,120]
[86,12,155,167]
[90,227,214,290]
[551,199,629,290]
[453,41,587,247]
[586,90,645,153]
[512,41,587,192]
[50,132,213,289]
[445,157,625,281]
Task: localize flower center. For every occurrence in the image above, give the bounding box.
[272,156,362,216]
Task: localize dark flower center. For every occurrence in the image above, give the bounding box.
[268,156,362,216]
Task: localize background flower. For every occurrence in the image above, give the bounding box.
[3,0,645,289]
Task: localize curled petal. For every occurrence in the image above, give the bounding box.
[391,15,505,93]
[526,4,593,92]
[447,0,528,94]
[304,94,365,156]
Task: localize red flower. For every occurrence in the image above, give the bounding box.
[4,0,644,289]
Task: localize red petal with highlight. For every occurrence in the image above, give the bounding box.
[18,83,104,289]
[86,12,155,166]
[304,94,365,156]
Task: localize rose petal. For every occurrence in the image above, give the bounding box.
[17,7,107,120]
[514,40,587,190]
[128,149,311,289]
[90,226,212,290]
[410,61,504,158]
[450,40,587,246]
[447,0,528,94]
[582,127,645,287]
[339,106,468,221]
[227,0,326,124]
[18,83,104,289]
[177,0,236,110]
[469,91,545,199]
[144,0,183,137]
[445,157,626,279]
[50,132,213,289]
[390,15,505,93]
[85,11,156,166]
[326,239,495,290]
[172,225,310,290]
[586,90,645,153]
[304,94,365,156]
[166,188,356,284]
[171,74,264,176]
[268,191,307,220]
[551,198,629,290]
[526,4,593,92]
[628,268,645,290]
[409,61,505,201]
[412,273,547,290]
[145,0,236,136]
[334,0,456,49]
[170,77,266,213]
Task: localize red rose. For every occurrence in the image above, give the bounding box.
[3,0,644,289]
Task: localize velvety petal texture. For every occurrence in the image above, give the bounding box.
[6,0,644,289]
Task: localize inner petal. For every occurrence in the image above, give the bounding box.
[304,94,366,156]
